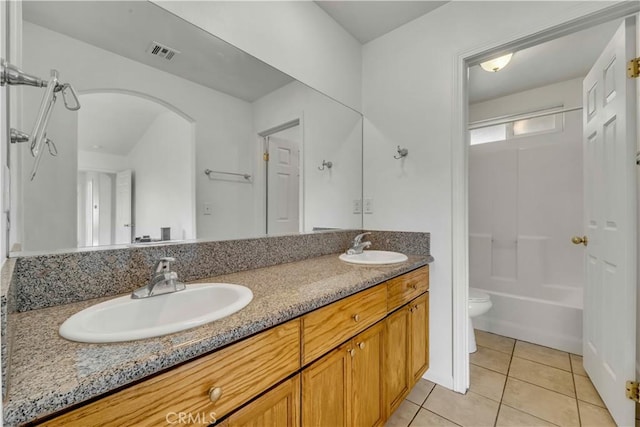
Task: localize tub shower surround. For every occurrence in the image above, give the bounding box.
[1,230,431,426]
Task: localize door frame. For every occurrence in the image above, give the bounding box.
[256,115,305,235]
[451,2,640,393]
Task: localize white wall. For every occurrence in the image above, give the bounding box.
[362,1,617,388]
[20,21,256,250]
[129,111,194,241]
[152,0,362,112]
[78,151,129,173]
[252,81,362,233]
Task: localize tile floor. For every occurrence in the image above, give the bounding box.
[385,330,634,427]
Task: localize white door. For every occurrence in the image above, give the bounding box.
[115,169,133,244]
[267,130,300,235]
[582,17,637,426]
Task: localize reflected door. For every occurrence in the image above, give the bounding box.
[267,130,300,235]
[115,169,132,244]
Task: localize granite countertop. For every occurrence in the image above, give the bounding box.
[3,253,432,426]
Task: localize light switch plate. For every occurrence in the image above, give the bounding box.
[353,199,362,214]
[203,203,212,215]
[364,198,373,214]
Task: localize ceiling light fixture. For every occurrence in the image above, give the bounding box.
[480,53,513,72]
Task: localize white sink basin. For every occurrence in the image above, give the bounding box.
[59,283,253,343]
[339,250,408,265]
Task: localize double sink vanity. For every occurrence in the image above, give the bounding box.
[1,230,432,426]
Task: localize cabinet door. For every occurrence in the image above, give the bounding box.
[410,293,429,383]
[302,342,352,427]
[384,307,411,415]
[226,375,300,427]
[352,322,385,427]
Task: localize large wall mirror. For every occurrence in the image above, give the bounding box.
[10,1,363,255]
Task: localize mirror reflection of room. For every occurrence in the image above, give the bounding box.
[13,0,363,253]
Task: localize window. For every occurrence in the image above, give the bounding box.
[469,107,564,146]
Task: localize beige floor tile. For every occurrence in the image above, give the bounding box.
[578,400,616,427]
[385,400,420,427]
[475,330,515,355]
[424,386,499,427]
[470,346,511,374]
[513,341,571,371]
[508,357,575,397]
[574,374,605,407]
[502,378,579,426]
[469,364,506,402]
[496,404,556,427]
[410,408,460,426]
[569,354,587,376]
[406,378,436,406]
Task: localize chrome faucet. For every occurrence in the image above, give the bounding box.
[131,257,185,299]
[346,232,372,255]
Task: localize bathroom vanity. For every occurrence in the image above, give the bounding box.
[40,265,429,426]
[1,234,431,426]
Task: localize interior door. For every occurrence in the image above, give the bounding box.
[267,129,300,235]
[115,169,132,244]
[582,17,637,426]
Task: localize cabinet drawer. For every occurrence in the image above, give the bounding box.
[42,320,301,427]
[387,266,429,312]
[302,285,387,365]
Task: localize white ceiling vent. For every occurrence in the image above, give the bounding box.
[146,41,180,61]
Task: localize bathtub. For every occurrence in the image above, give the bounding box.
[473,287,583,355]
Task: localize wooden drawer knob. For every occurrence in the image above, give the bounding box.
[358,342,365,350]
[409,283,417,290]
[348,349,356,357]
[208,386,223,403]
[352,314,360,322]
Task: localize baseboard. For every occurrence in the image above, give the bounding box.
[422,368,454,391]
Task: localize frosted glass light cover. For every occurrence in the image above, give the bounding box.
[480,53,513,72]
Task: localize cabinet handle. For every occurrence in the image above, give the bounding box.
[358,342,365,350]
[348,349,355,357]
[352,314,360,322]
[208,386,223,403]
[409,283,417,290]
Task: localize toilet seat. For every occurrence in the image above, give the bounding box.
[469,288,490,303]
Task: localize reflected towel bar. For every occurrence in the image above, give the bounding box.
[204,169,251,180]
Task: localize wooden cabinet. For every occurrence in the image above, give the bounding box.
[409,293,429,382]
[351,322,385,427]
[301,342,351,427]
[42,320,300,427]
[226,375,301,427]
[387,266,429,312]
[302,284,387,365]
[384,305,411,414]
[302,322,385,427]
[384,292,430,413]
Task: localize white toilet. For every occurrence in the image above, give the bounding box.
[468,288,493,353]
